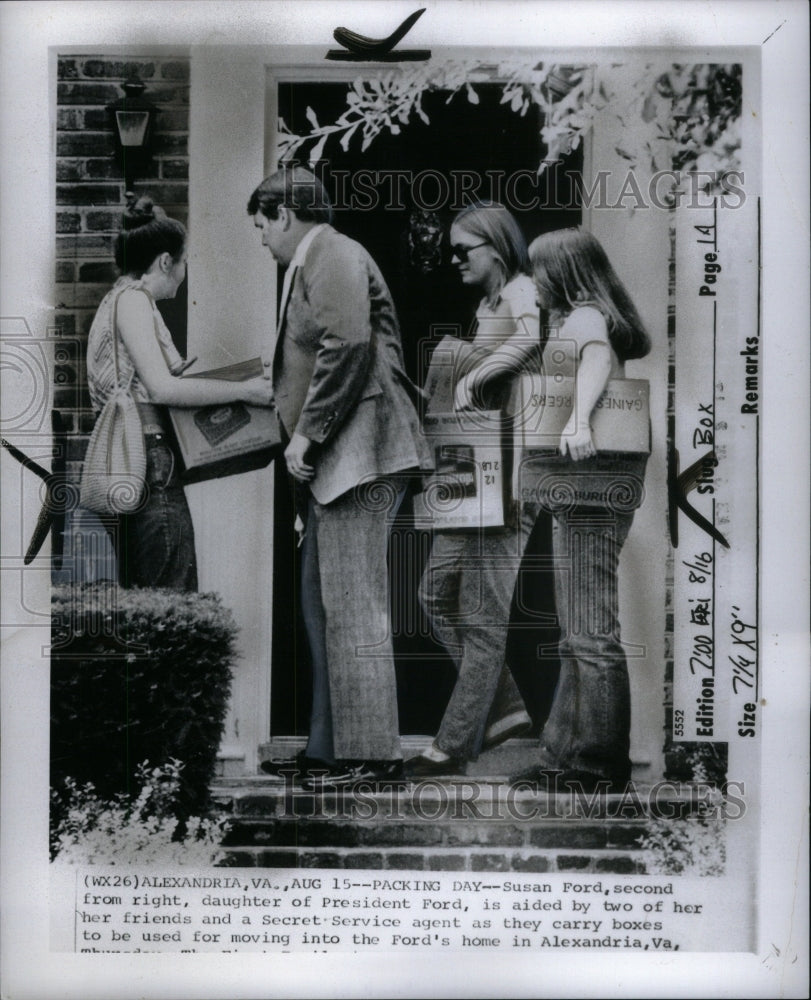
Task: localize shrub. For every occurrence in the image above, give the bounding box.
[51,760,230,865]
[51,583,238,828]
[638,755,726,875]
[664,740,728,786]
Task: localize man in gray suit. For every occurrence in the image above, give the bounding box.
[249,166,432,787]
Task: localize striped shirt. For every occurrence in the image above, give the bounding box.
[86,275,184,414]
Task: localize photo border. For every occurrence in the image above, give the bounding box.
[1,2,808,997]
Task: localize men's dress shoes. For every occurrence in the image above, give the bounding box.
[404,753,465,778]
[301,759,405,790]
[260,751,336,778]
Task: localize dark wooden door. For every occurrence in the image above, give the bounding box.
[271,80,581,738]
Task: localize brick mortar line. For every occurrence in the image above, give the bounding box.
[224,814,651,821]
[222,804,659,822]
[218,846,648,873]
[56,131,190,137]
[222,846,644,857]
[56,105,190,112]
[228,815,654,825]
[55,155,190,160]
[58,77,190,82]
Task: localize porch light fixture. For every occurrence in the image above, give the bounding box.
[106,74,159,188]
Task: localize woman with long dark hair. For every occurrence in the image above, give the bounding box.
[86,194,273,589]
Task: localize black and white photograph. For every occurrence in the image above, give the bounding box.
[0,1,808,998]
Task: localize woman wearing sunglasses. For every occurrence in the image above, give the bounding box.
[407,201,541,777]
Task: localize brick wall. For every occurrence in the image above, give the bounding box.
[54,53,190,486]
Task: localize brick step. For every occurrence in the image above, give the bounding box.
[212,776,694,822]
[210,777,701,872]
[217,844,645,874]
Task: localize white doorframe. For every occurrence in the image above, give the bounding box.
[188,47,666,779]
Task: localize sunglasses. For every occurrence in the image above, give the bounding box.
[450,240,489,263]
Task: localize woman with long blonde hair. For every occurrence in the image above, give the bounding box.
[407,202,542,777]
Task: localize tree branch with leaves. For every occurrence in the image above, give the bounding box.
[278,59,742,195]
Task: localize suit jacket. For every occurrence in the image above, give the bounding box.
[272,225,433,504]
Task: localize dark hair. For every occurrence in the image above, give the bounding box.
[247,165,333,225]
[114,194,186,277]
[452,201,530,287]
[528,228,651,361]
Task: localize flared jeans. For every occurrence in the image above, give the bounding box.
[418,502,538,760]
[537,507,635,783]
[106,430,197,592]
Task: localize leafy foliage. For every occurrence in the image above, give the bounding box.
[51,583,238,826]
[278,60,742,193]
[664,740,728,786]
[638,755,727,876]
[51,760,230,865]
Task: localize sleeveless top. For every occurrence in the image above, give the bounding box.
[86,275,184,414]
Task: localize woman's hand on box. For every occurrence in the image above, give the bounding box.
[240,375,275,407]
[560,418,596,462]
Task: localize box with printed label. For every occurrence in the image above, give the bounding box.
[413,410,507,529]
[169,358,283,484]
[510,373,651,511]
[511,372,651,454]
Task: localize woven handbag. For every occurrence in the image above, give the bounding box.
[80,293,147,515]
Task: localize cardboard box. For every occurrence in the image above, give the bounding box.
[514,450,650,512]
[510,372,651,511]
[423,334,518,415]
[413,410,507,529]
[511,371,651,454]
[169,358,283,484]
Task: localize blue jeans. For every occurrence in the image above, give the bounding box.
[109,433,197,591]
[418,502,538,760]
[537,507,634,782]
[301,478,406,763]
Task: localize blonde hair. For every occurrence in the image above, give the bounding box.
[453,201,529,301]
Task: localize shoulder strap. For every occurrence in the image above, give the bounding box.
[111,286,166,390]
[111,290,135,392]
